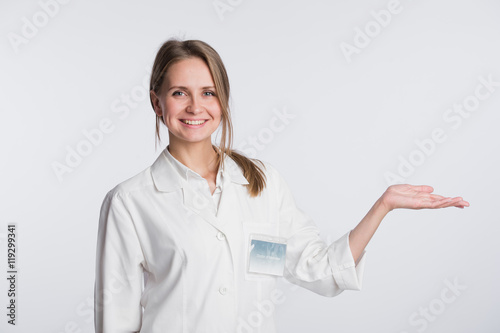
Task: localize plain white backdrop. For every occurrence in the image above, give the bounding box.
[1,0,499,332]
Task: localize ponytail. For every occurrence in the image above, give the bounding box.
[216,147,267,197]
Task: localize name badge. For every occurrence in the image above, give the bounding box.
[247,234,287,277]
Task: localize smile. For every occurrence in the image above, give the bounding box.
[181,119,207,125]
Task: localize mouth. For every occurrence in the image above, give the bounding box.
[180,119,207,126]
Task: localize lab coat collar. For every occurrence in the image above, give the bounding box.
[150,146,249,193]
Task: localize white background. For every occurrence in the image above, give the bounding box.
[1,0,499,332]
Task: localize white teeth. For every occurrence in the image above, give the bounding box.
[183,120,206,125]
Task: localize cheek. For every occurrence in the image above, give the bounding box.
[164,100,181,117]
[211,102,223,119]
[214,110,223,124]
[216,115,224,129]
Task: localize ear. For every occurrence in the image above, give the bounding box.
[150,90,163,117]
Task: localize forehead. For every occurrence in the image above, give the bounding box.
[165,57,214,84]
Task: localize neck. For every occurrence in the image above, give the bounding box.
[167,139,220,177]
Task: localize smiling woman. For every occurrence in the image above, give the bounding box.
[148,39,267,197]
[151,57,222,152]
[93,38,469,333]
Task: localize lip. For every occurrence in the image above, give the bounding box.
[179,119,209,128]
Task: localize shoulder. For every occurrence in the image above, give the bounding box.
[248,159,297,205]
[250,159,287,189]
[104,165,156,203]
[258,159,279,177]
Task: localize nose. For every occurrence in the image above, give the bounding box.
[187,95,203,114]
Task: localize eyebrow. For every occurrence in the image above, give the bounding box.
[167,86,216,91]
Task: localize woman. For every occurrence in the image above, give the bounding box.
[94,39,469,333]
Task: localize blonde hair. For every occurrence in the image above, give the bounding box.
[149,38,266,197]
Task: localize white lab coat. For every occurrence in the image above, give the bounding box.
[94,146,365,333]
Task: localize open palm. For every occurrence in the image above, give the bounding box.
[381,184,470,212]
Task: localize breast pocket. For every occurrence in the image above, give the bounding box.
[242,221,281,281]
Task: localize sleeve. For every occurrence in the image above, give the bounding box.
[94,190,145,333]
[271,165,366,297]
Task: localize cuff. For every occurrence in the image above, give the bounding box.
[327,230,366,291]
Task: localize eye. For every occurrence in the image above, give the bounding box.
[172,91,185,96]
[203,91,216,96]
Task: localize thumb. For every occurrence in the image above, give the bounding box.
[413,185,434,193]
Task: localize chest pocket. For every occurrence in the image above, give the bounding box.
[242,220,280,281]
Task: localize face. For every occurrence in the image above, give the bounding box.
[151,57,222,147]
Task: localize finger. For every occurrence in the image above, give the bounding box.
[418,196,448,206]
[436,198,466,209]
[425,196,450,203]
[429,194,446,200]
[413,185,434,193]
[423,197,469,209]
[416,198,444,209]
[455,200,470,207]
[429,197,456,209]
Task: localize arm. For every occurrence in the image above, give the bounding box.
[349,184,470,263]
[94,191,145,333]
[269,163,365,296]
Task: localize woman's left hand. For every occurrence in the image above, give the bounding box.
[380,184,470,213]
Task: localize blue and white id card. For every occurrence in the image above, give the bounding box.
[247,234,287,277]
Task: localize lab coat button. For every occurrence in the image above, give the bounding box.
[216,231,225,241]
[219,286,227,295]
